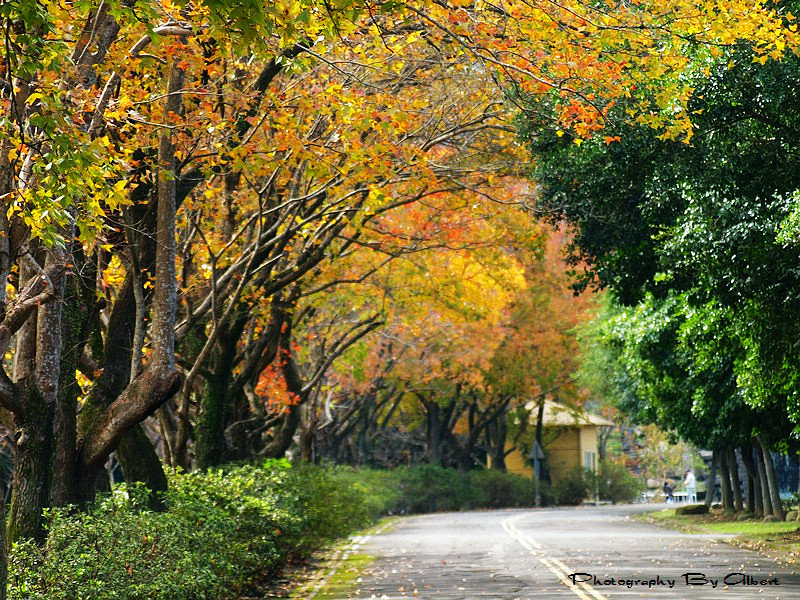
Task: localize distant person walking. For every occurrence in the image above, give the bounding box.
[684,469,696,503]
[663,481,674,503]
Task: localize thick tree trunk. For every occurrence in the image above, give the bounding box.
[745,466,756,514]
[51,255,92,507]
[195,370,232,469]
[78,366,181,502]
[115,425,167,511]
[727,447,743,512]
[8,250,65,543]
[195,324,240,469]
[757,435,784,520]
[8,382,52,543]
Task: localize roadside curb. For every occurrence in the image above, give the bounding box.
[293,518,396,599]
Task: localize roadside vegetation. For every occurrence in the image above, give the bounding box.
[552,462,645,506]
[643,506,800,564]
[8,460,378,600]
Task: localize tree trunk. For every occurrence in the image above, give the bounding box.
[50,261,87,507]
[196,365,233,469]
[299,402,315,463]
[0,481,6,600]
[718,448,733,512]
[755,439,773,517]
[488,413,507,471]
[534,399,550,483]
[195,325,240,469]
[8,383,52,543]
[740,444,760,516]
[115,424,167,511]
[8,249,66,543]
[74,59,184,504]
[426,402,442,466]
[263,404,302,458]
[757,435,784,520]
[704,449,717,507]
[727,447,743,512]
[456,402,479,471]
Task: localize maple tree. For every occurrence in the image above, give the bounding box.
[302,193,534,466]
[304,221,599,471]
[155,9,531,470]
[487,227,598,471]
[0,0,378,541]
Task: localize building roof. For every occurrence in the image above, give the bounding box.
[524,399,615,427]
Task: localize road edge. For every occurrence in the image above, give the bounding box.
[290,518,398,599]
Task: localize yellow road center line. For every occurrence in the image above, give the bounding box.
[502,515,609,600]
[544,556,608,600]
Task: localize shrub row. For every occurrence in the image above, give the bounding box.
[8,460,373,600]
[342,465,543,514]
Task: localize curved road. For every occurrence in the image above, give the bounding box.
[325,504,799,599]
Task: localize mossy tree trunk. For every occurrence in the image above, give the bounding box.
[195,317,244,469]
[7,249,66,543]
[50,259,88,507]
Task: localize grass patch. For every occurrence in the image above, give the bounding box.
[638,508,707,533]
[640,507,800,564]
[702,521,800,535]
[306,553,375,600]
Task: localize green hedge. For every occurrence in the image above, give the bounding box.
[5,462,571,599]
[340,465,546,513]
[553,461,645,506]
[8,460,374,600]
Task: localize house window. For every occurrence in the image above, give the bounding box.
[585,451,595,472]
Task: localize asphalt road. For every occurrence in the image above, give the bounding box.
[325,504,800,599]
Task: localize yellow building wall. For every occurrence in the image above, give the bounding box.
[491,425,600,483]
[504,444,534,478]
[547,428,581,483]
[579,426,599,473]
